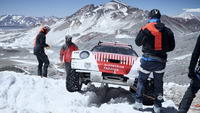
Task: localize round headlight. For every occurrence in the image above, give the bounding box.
[80,51,90,59]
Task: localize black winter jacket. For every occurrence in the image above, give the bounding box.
[189,35,200,72]
[135,22,175,59]
[33,32,49,55]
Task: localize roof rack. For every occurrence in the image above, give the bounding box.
[97,40,133,49]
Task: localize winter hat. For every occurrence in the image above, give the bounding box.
[40,25,51,34]
[65,35,72,42]
[148,9,161,19]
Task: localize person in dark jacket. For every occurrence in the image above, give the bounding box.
[60,35,78,76]
[178,34,200,113]
[133,9,175,113]
[33,26,51,77]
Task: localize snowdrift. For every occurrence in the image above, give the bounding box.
[0,71,181,113]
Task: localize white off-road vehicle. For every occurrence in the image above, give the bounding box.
[66,41,155,105]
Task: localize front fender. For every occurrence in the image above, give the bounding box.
[71,51,99,71]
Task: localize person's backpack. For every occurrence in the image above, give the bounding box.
[162,27,175,52]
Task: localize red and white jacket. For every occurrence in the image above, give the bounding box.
[60,43,78,63]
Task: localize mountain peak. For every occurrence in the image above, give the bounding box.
[103,0,129,10]
[110,0,128,6]
[69,4,97,18]
[175,12,198,20]
[0,15,60,27]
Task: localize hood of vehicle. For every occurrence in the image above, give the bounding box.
[93,52,137,75]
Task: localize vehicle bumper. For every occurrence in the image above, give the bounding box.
[75,70,136,86]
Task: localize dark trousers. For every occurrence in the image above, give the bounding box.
[65,62,71,77]
[35,52,49,77]
[178,78,200,113]
[136,58,166,107]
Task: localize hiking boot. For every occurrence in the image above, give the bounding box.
[153,105,161,113]
[133,101,143,111]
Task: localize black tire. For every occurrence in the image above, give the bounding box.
[66,69,82,92]
[130,78,155,105]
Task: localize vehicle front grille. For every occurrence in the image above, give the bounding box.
[93,52,134,65]
[108,59,120,63]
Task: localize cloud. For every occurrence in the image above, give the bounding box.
[183,8,200,13]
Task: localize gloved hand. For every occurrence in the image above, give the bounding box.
[45,45,51,49]
[60,57,63,63]
[188,70,197,80]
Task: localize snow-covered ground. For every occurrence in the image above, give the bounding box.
[0,71,180,113]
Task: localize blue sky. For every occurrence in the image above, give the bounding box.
[0,0,200,17]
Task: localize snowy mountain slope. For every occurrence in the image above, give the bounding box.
[0,15,60,28]
[1,1,200,48]
[0,71,180,113]
[54,1,146,37]
[175,12,200,21]
[54,0,200,41]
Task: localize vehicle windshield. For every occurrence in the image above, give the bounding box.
[91,45,138,56]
